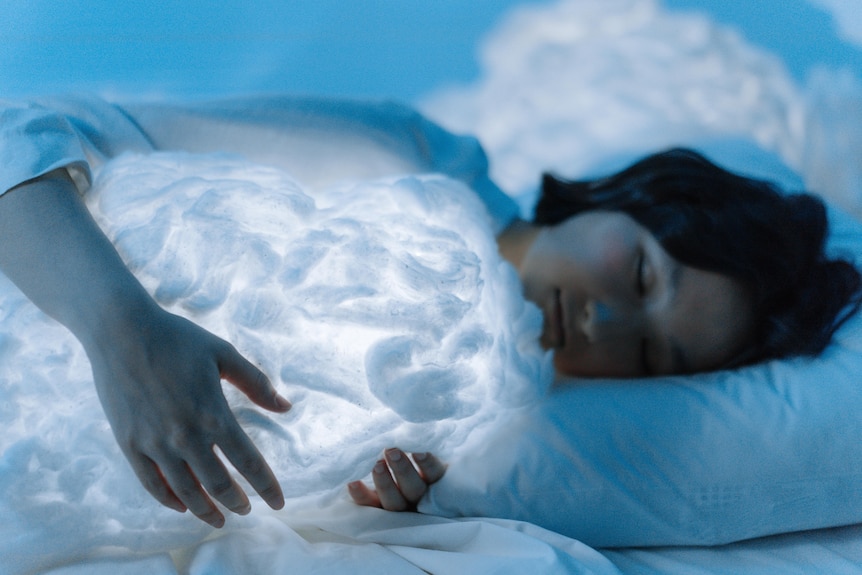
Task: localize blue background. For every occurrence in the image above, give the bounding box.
[2,0,861,102]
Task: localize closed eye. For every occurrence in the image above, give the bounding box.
[636,251,646,297]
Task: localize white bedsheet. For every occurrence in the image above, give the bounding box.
[19,499,620,575]
[22,502,862,575]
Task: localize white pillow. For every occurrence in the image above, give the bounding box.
[419,142,862,547]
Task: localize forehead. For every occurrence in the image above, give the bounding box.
[551,210,646,260]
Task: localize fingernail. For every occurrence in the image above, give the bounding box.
[385,449,402,462]
[270,495,285,510]
[275,394,292,411]
[237,504,251,516]
[348,481,362,492]
[412,452,428,462]
[373,461,386,474]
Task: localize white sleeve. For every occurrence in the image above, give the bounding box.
[0,104,91,196]
[0,96,154,196]
[1,95,519,232]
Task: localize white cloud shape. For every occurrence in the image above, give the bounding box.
[808,0,862,47]
[420,0,862,216]
[421,0,805,199]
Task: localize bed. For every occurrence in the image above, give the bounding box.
[412,1,862,571]
[2,143,862,575]
[3,0,862,573]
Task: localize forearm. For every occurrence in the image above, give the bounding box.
[0,169,152,347]
[0,169,289,526]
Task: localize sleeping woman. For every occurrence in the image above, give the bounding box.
[0,95,859,526]
[349,146,862,512]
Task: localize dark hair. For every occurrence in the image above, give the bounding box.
[534,148,862,367]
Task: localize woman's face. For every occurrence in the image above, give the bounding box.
[517,211,754,377]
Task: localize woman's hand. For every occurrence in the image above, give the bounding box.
[0,171,290,528]
[348,449,446,511]
[88,301,291,528]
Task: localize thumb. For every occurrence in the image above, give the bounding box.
[219,345,291,412]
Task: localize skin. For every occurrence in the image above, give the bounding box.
[5,102,758,516]
[3,170,752,515]
[1,169,431,520]
[352,211,757,510]
[0,171,291,527]
[503,212,755,377]
[348,449,447,511]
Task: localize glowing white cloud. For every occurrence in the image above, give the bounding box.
[0,152,552,562]
[420,0,862,217]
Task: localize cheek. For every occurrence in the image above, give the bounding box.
[590,231,633,278]
[550,221,630,269]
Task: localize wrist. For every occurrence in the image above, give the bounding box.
[73,279,160,355]
[0,170,162,351]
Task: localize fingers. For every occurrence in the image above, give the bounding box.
[382,449,426,503]
[125,401,283,523]
[93,313,288,527]
[411,451,447,484]
[184,445,251,517]
[217,419,285,511]
[214,345,286,511]
[349,449,446,511]
[371,458,411,511]
[347,480,382,507]
[126,452,187,514]
[129,430,280,528]
[157,456,226,528]
[218,344,291,413]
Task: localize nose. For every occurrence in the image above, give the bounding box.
[580,299,643,343]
